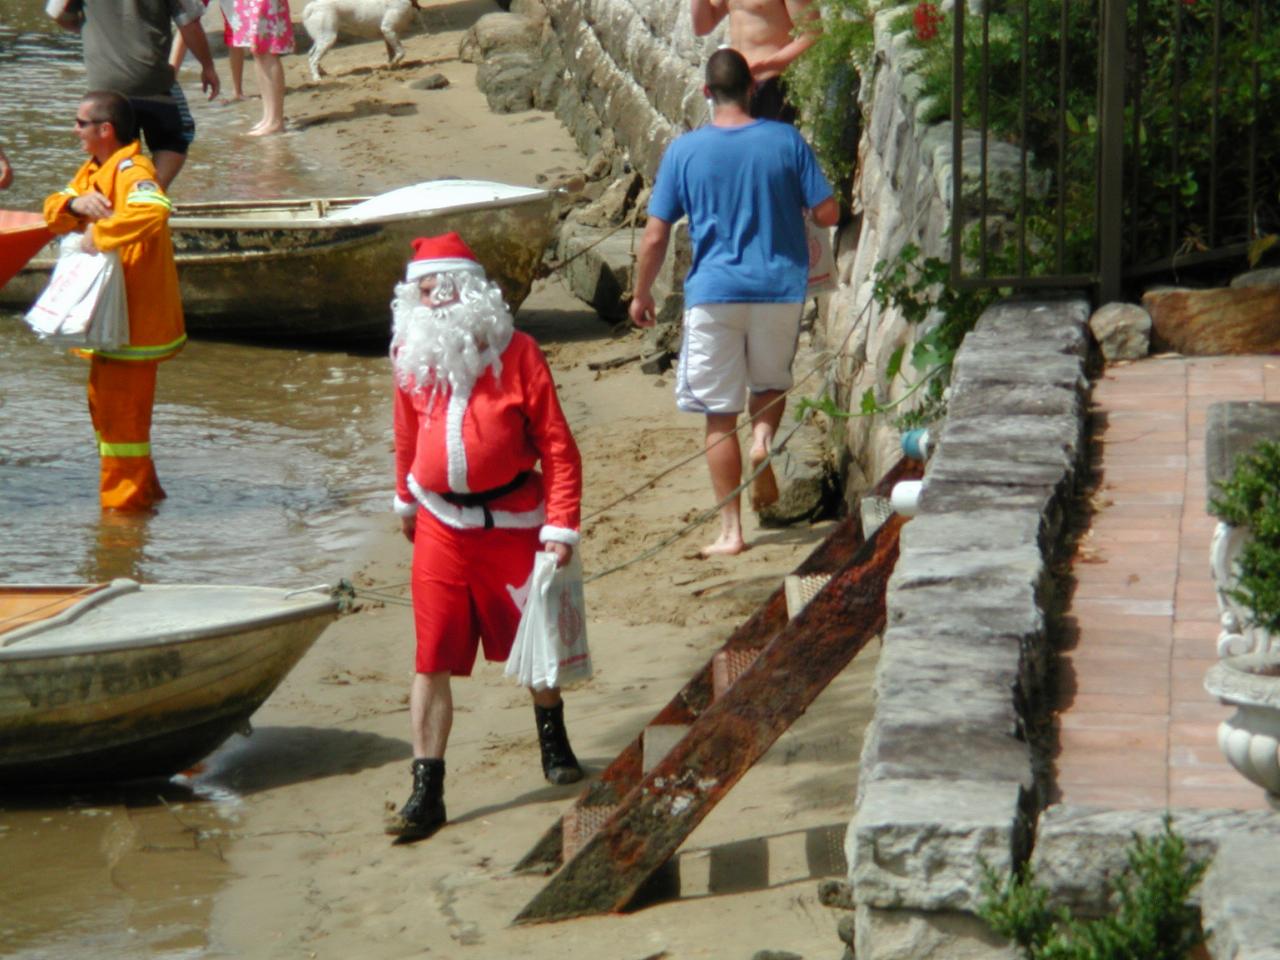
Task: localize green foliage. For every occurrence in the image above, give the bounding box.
[784,0,875,186]
[795,239,1001,429]
[866,241,1000,427]
[979,818,1207,960]
[901,0,1280,273]
[1209,439,1280,633]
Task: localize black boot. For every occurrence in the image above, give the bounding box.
[385,757,446,843]
[534,702,583,785]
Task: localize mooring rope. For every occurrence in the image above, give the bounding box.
[348,290,873,601]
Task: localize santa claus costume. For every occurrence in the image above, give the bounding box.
[387,232,584,842]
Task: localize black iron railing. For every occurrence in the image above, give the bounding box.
[948,0,1272,302]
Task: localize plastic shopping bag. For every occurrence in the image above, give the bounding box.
[505,550,592,691]
[806,212,836,296]
[25,235,127,350]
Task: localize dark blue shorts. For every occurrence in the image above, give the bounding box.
[130,85,196,156]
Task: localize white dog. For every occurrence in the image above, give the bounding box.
[301,0,422,82]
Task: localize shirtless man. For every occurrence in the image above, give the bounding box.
[690,0,818,121]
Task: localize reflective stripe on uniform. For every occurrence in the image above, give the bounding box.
[87,334,187,361]
[98,438,151,458]
[127,194,173,211]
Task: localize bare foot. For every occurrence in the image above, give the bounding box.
[749,445,779,511]
[698,535,747,558]
[248,122,285,136]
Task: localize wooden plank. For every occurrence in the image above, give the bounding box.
[513,511,904,923]
[512,458,919,877]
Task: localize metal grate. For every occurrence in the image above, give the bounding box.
[784,573,833,620]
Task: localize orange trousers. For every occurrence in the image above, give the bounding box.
[87,356,166,510]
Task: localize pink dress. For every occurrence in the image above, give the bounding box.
[232,0,294,55]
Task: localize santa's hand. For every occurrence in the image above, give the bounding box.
[544,541,572,568]
[400,515,416,543]
[628,291,656,328]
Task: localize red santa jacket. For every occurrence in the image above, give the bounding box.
[393,330,582,544]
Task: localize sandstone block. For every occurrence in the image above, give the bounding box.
[1144,285,1280,355]
[850,779,1029,912]
[1030,804,1280,916]
[1200,837,1280,960]
[1205,401,1280,497]
[1231,267,1280,289]
[1089,302,1151,361]
[854,904,1019,960]
[476,51,538,113]
[459,12,542,63]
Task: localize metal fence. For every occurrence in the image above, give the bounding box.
[949,0,1271,303]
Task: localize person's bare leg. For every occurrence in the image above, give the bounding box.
[226,47,247,101]
[411,671,453,758]
[151,150,186,190]
[747,389,785,510]
[247,53,286,134]
[701,412,747,557]
[530,686,562,709]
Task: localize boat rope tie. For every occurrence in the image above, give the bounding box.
[348,296,867,601]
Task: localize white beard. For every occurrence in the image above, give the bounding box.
[389,271,515,400]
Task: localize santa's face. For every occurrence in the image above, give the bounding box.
[418,273,460,309]
[390,270,514,398]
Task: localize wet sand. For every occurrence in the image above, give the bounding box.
[4,7,878,957]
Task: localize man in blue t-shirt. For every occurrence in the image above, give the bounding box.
[629,47,838,558]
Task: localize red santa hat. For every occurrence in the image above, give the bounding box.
[405,232,486,282]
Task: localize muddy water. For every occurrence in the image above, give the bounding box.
[0,4,411,955]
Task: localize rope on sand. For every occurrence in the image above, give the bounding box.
[351,293,872,600]
[350,194,938,594]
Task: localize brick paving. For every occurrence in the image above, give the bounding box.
[1054,355,1276,811]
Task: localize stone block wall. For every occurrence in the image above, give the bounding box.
[538,0,717,179]
[848,295,1091,960]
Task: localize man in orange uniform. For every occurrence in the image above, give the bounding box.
[43,90,186,510]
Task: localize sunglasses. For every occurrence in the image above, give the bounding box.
[74,117,107,128]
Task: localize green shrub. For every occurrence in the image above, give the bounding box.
[784,0,875,187]
[1209,439,1280,634]
[979,818,1207,960]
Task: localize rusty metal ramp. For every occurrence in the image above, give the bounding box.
[512,459,916,923]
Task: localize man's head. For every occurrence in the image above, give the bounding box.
[705,48,753,107]
[390,232,514,398]
[76,91,137,160]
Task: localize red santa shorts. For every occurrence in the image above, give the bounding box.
[410,510,541,676]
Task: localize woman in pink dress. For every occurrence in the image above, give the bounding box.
[233,0,294,135]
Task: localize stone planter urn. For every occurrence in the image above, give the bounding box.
[1204,652,1280,809]
[1210,520,1276,657]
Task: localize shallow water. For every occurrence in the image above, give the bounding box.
[0,4,414,954]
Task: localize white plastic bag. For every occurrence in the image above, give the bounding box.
[25,235,128,350]
[505,551,591,690]
[806,212,836,295]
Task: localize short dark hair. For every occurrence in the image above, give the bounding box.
[82,90,138,144]
[706,48,753,106]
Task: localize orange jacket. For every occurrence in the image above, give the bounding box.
[43,142,185,362]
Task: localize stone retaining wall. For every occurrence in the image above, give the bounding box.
[529,3,1280,955]
[848,295,1089,959]
[849,295,1280,959]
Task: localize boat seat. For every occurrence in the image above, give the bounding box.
[0,579,141,647]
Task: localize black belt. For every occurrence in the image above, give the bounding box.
[438,471,531,529]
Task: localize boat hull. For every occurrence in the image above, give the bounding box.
[0,584,337,785]
[0,185,557,342]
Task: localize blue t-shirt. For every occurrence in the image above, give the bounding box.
[648,119,833,306]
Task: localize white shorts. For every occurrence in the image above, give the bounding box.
[675,302,803,414]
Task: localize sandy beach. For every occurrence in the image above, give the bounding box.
[33,8,878,957]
